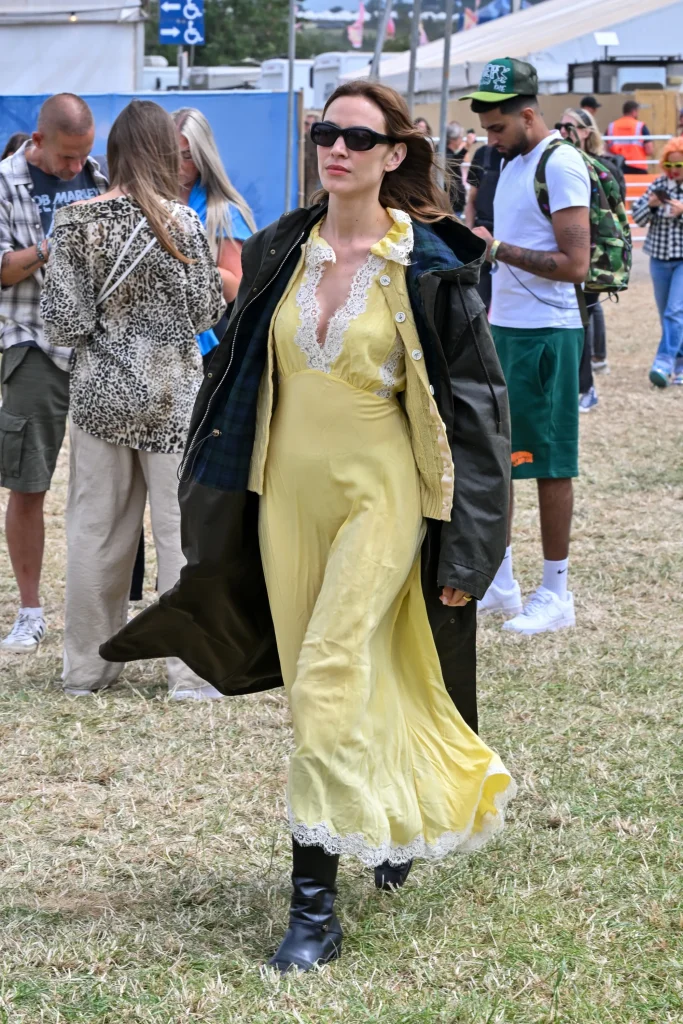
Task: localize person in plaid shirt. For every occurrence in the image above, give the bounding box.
[0,94,107,653]
[631,136,683,388]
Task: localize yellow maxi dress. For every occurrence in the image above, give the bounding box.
[258,211,516,866]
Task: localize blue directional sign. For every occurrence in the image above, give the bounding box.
[159,0,205,46]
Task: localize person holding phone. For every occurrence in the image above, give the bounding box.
[631,137,683,387]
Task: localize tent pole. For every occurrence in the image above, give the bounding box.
[437,0,454,186]
[371,0,394,80]
[406,0,422,117]
[284,0,296,213]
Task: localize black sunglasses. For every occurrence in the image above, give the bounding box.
[310,120,397,152]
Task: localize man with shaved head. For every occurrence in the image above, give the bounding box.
[0,93,107,653]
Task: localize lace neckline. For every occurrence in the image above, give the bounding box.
[307,208,413,267]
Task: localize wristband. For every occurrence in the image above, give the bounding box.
[35,241,46,264]
[489,238,502,263]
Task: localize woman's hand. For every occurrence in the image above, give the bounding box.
[668,198,683,218]
[648,193,663,208]
[440,587,472,608]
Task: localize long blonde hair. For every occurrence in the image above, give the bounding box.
[107,100,191,263]
[563,107,604,157]
[172,107,256,256]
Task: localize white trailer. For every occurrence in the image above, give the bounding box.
[188,66,261,91]
[258,59,314,109]
[313,52,374,110]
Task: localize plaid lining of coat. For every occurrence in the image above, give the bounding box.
[188,215,461,493]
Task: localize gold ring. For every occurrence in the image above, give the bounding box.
[463,595,473,603]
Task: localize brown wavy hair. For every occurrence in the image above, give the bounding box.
[107,100,192,263]
[315,80,453,224]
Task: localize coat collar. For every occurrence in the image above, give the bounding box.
[268,204,486,288]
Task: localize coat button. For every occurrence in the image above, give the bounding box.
[207,372,213,378]
[395,311,406,323]
[411,349,422,360]
[211,428,221,437]
[380,274,391,286]
[429,384,435,395]
[270,249,276,255]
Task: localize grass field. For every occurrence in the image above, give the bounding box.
[0,252,681,1023]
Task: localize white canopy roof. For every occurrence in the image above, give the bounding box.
[345,0,682,90]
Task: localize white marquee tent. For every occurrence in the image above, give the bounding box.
[344,0,683,96]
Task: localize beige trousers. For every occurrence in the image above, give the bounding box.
[63,420,205,693]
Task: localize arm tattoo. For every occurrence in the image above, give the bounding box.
[497,242,558,275]
[559,223,590,249]
[21,252,41,271]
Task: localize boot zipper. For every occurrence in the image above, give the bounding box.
[179,231,306,481]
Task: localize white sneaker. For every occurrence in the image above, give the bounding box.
[170,683,224,701]
[477,580,523,617]
[1,612,46,653]
[502,586,575,636]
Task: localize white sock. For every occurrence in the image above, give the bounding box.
[493,546,515,590]
[542,559,569,600]
[20,606,44,618]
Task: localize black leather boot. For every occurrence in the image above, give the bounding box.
[269,840,343,973]
[374,859,413,891]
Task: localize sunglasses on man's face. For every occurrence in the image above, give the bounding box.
[663,161,683,169]
[310,121,397,152]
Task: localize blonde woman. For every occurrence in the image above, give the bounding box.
[41,100,225,698]
[173,108,255,367]
[559,107,626,198]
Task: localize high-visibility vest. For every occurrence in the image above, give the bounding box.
[607,115,648,169]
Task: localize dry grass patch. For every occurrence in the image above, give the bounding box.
[0,252,681,1022]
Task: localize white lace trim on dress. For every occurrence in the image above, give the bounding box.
[288,761,517,867]
[372,209,414,266]
[293,237,388,374]
[375,333,405,399]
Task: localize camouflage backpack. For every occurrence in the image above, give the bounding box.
[534,138,632,295]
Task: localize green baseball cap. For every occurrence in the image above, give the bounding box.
[460,57,538,103]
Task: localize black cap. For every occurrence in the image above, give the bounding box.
[581,95,601,110]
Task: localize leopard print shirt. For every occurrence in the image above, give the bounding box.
[41,196,225,453]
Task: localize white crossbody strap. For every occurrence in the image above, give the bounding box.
[96,216,158,306]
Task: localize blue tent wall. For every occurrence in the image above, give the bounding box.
[0,91,298,229]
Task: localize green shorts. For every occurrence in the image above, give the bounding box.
[491,325,583,480]
[0,346,70,493]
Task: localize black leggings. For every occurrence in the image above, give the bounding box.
[579,293,602,394]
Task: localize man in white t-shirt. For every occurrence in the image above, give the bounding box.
[462,58,591,635]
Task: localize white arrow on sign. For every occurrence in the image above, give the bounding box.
[160,25,180,36]
[160,2,181,11]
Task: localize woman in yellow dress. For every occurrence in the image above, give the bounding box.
[102,80,516,973]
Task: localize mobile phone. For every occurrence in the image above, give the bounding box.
[654,188,671,203]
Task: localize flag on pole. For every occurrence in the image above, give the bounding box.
[418,20,429,45]
[347,3,365,48]
[464,7,479,29]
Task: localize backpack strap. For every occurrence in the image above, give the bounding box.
[533,138,567,221]
[96,216,158,306]
[534,139,590,328]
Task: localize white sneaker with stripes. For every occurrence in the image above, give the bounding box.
[1,612,47,653]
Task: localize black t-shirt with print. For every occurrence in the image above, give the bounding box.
[28,162,99,236]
